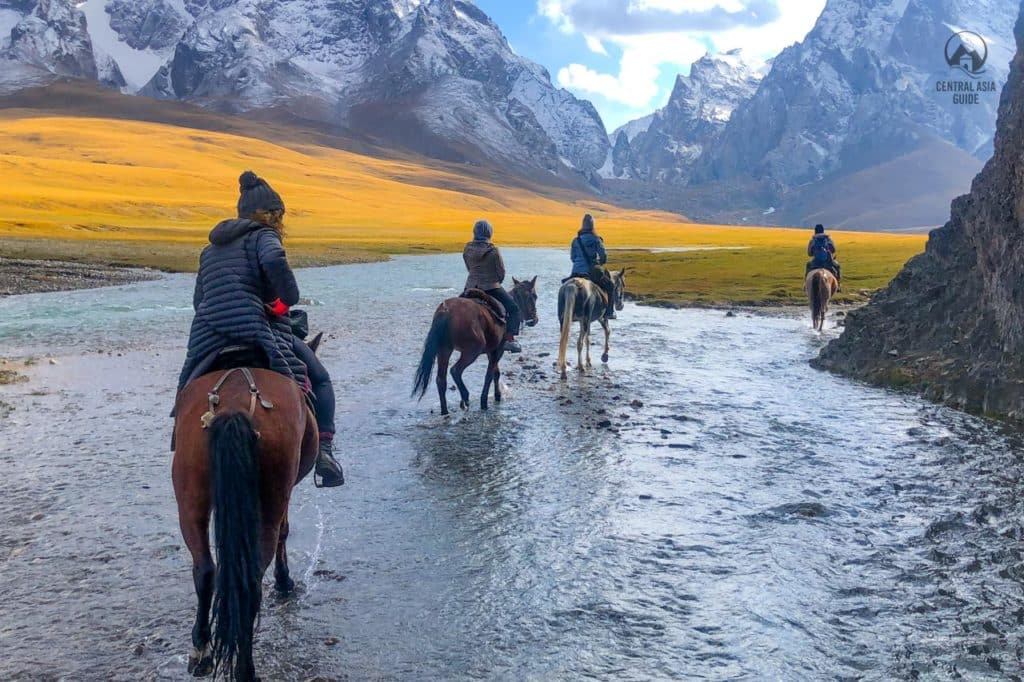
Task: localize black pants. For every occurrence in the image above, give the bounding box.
[293,338,335,435]
[484,287,521,336]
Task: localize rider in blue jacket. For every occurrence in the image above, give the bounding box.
[806,224,841,287]
[569,214,616,319]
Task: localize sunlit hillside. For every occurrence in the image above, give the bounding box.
[0,115,692,249]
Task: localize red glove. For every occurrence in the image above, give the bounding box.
[266,298,289,317]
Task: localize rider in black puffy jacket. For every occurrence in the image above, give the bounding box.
[178,171,344,487]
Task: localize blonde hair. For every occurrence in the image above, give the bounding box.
[248,208,286,236]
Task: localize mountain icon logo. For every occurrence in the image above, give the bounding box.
[945,31,988,77]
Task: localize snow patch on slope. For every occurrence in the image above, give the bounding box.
[78,0,170,91]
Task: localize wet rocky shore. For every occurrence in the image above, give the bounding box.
[0,258,161,296]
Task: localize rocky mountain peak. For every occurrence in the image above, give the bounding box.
[603,48,763,182]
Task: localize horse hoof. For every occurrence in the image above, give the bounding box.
[275,576,295,595]
[601,353,609,363]
[495,395,502,403]
[188,648,213,677]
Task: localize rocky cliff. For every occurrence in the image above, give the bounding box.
[814,1,1024,418]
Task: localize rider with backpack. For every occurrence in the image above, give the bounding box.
[463,219,522,353]
[569,214,617,319]
[806,223,841,287]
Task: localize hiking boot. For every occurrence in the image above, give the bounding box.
[503,338,522,354]
[315,439,345,488]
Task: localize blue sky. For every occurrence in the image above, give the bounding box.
[473,1,825,132]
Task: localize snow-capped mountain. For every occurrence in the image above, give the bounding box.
[692,0,1018,193]
[602,49,764,182]
[0,0,609,179]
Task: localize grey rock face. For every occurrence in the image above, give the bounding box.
[814,1,1024,419]
[105,0,194,52]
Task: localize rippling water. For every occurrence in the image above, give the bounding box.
[1,249,1022,680]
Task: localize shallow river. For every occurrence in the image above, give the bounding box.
[0,249,1022,681]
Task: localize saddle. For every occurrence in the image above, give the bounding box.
[461,288,507,325]
[170,345,315,451]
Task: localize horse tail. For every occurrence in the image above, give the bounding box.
[557,283,576,375]
[208,412,263,680]
[810,271,828,329]
[413,311,449,399]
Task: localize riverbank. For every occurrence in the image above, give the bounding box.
[0,257,162,296]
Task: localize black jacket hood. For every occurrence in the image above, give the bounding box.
[209,218,265,246]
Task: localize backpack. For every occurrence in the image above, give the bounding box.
[810,235,832,262]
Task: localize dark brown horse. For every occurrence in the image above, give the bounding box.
[172,345,320,680]
[413,277,538,416]
[805,268,838,331]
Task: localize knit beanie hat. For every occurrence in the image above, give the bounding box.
[473,219,494,241]
[237,171,285,218]
[580,213,596,232]
[814,224,825,234]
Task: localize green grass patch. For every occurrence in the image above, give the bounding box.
[615,240,924,307]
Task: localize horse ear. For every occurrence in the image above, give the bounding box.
[308,332,324,355]
[530,275,537,289]
[619,268,628,278]
[512,277,520,286]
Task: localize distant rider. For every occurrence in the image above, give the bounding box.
[806,223,841,288]
[569,213,616,319]
[463,219,522,353]
[177,171,345,487]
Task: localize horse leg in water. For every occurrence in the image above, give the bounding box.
[493,354,502,404]
[585,321,593,369]
[599,318,611,364]
[273,512,294,594]
[435,346,452,416]
[181,509,215,676]
[174,450,215,677]
[451,352,478,410]
[577,318,588,373]
[481,351,500,410]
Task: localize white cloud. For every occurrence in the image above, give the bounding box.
[559,32,707,108]
[539,0,825,116]
[584,34,608,55]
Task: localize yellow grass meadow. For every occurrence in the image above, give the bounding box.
[0,114,929,303]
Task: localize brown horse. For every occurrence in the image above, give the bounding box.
[172,348,319,680]
[805,268,838,331]
[413,277,538,416]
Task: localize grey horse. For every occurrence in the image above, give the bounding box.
[557,269,627,380]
